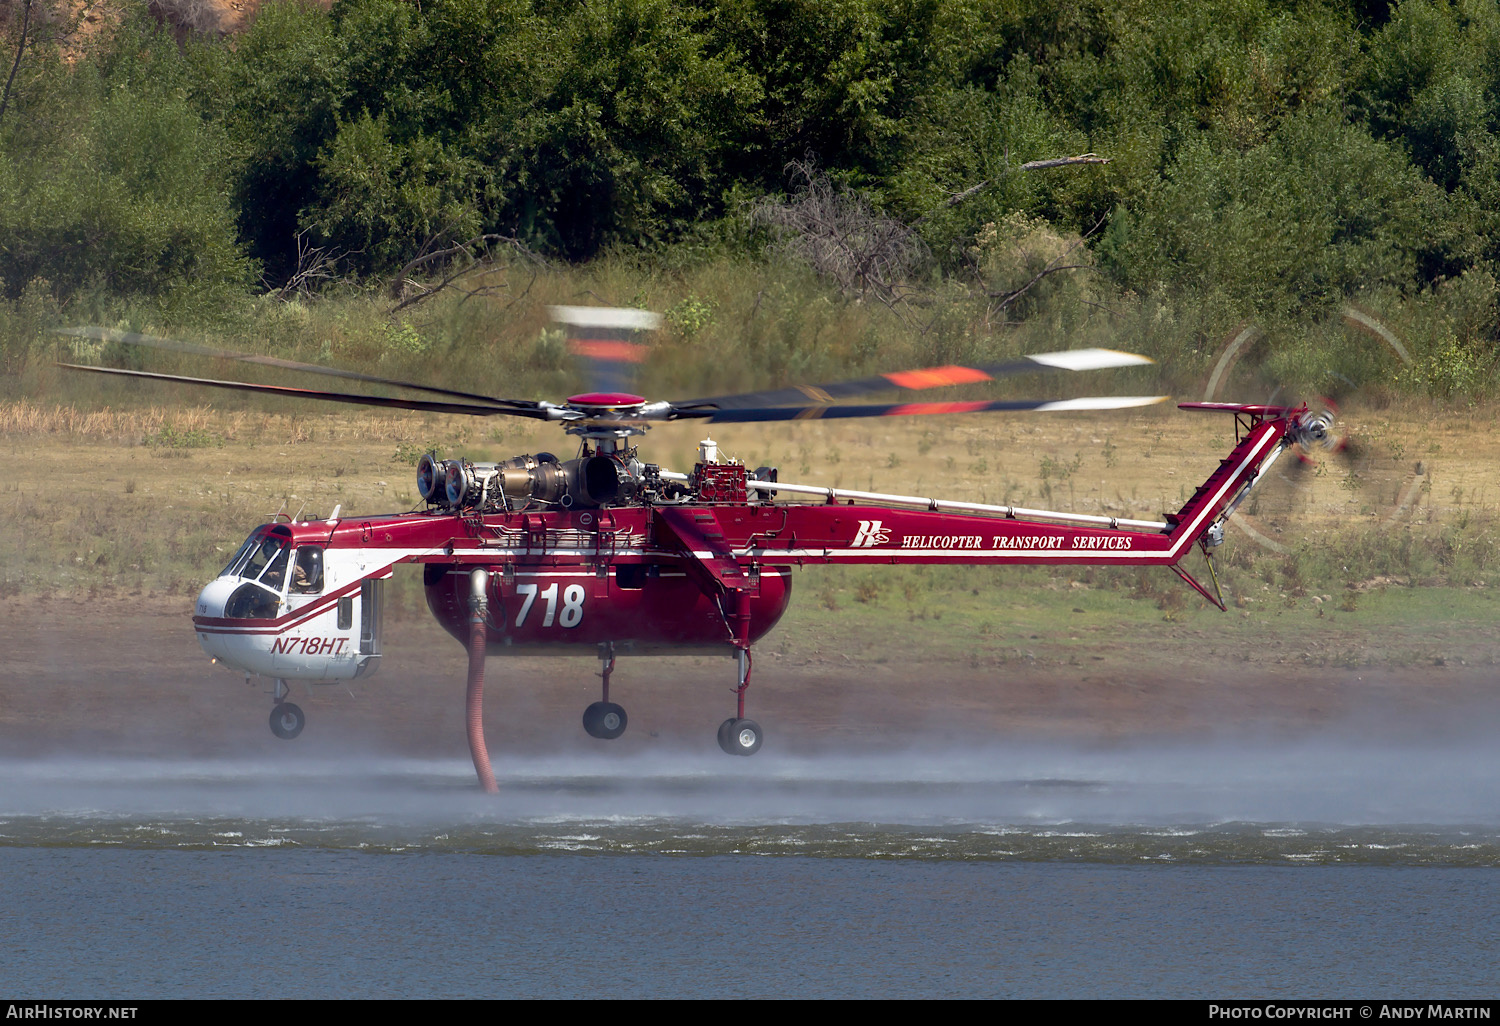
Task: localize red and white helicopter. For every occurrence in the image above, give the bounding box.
[61,312,1334,790]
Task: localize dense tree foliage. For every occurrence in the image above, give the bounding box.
[0,0,1497,383]
[0,16,251,316]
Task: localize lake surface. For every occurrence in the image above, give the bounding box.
[3,742,1498,998]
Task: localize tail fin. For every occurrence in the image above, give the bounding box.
[1153,404,1296,608]
[1166,403,1294,546]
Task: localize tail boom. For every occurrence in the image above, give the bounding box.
[723,412,1289,573]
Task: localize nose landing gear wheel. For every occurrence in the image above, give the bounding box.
[270,702,305,740]
[582,701,628,740]
[717,718,762,756]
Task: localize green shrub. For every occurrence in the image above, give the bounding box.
[0,19,254,320]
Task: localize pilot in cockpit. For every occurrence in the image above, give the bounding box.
[291,547,323,594]
[259,546,289,590]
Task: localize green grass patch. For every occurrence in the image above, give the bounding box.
[144,424,219,450]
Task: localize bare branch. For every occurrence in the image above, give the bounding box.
[931,179,991,213]
[265,231,354,301]
[988,263,1088,306]
[393,232,509,283]
[917,154,1112,223]
[0,0,34,126]
[387,233,549,316]
[1077,297,1125,318]
[981,214,1108,325]
[749,161,929,318]
[1018,153,1110,171]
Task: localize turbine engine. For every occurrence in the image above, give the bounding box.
[416,451,652,511]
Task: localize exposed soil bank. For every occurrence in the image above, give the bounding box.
[3,595,1495,761]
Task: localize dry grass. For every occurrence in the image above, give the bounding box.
[0,399,503,447]
[0,401,221,441]
[3,395,1496,615]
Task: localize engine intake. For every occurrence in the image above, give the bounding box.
[582,454,640,505]
[416,453,447,503]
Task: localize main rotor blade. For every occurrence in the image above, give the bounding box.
[549,306,661,396]
[681,395,1170,423]
[58,364,555,419]
[676,348,1154,411]
[57,327,542,411]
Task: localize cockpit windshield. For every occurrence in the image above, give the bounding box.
[259,545,290,589]
[224,533,289,583]
[221,532,294,620]
[219,536,258,578]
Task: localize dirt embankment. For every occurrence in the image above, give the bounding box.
[3,592,1496,760]
[143,0,334,39]
[1,0,330,55]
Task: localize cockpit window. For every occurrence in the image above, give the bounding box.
[257,545,290,589]
[220,531,295,617]
[225,582,280,619]
[291,547,324,594]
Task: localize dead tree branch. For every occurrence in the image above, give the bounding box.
[989,263,1089,307]
[750,161,929,318]
[1018,153,1110,171]
[0,0,35,126]
[916,153,1112,224]
[265,231,353,301]
[387,233,548,316]
[982,215,1107,327]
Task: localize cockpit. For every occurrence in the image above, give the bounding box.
[217,527,325,619]
[194,521,381,686]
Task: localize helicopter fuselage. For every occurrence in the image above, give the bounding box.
[192,404,1294,682]
[60,321,1319,764]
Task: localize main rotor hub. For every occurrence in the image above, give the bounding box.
[565,392,647,412]
[565,423,649,443]
[562,392,653,442]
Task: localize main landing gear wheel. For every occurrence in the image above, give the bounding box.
[582,701,628,740]
[270,702,305,740]
[717,718,762,756]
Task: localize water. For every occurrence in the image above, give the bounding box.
[3,742,1499,997]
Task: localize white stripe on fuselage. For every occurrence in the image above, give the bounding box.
[734,428,1281,564]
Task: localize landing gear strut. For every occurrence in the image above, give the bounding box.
[268,678,305,740]
[583,643,627,740]
[717,647,762,756]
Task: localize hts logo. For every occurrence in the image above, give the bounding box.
[850,520,893,547]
